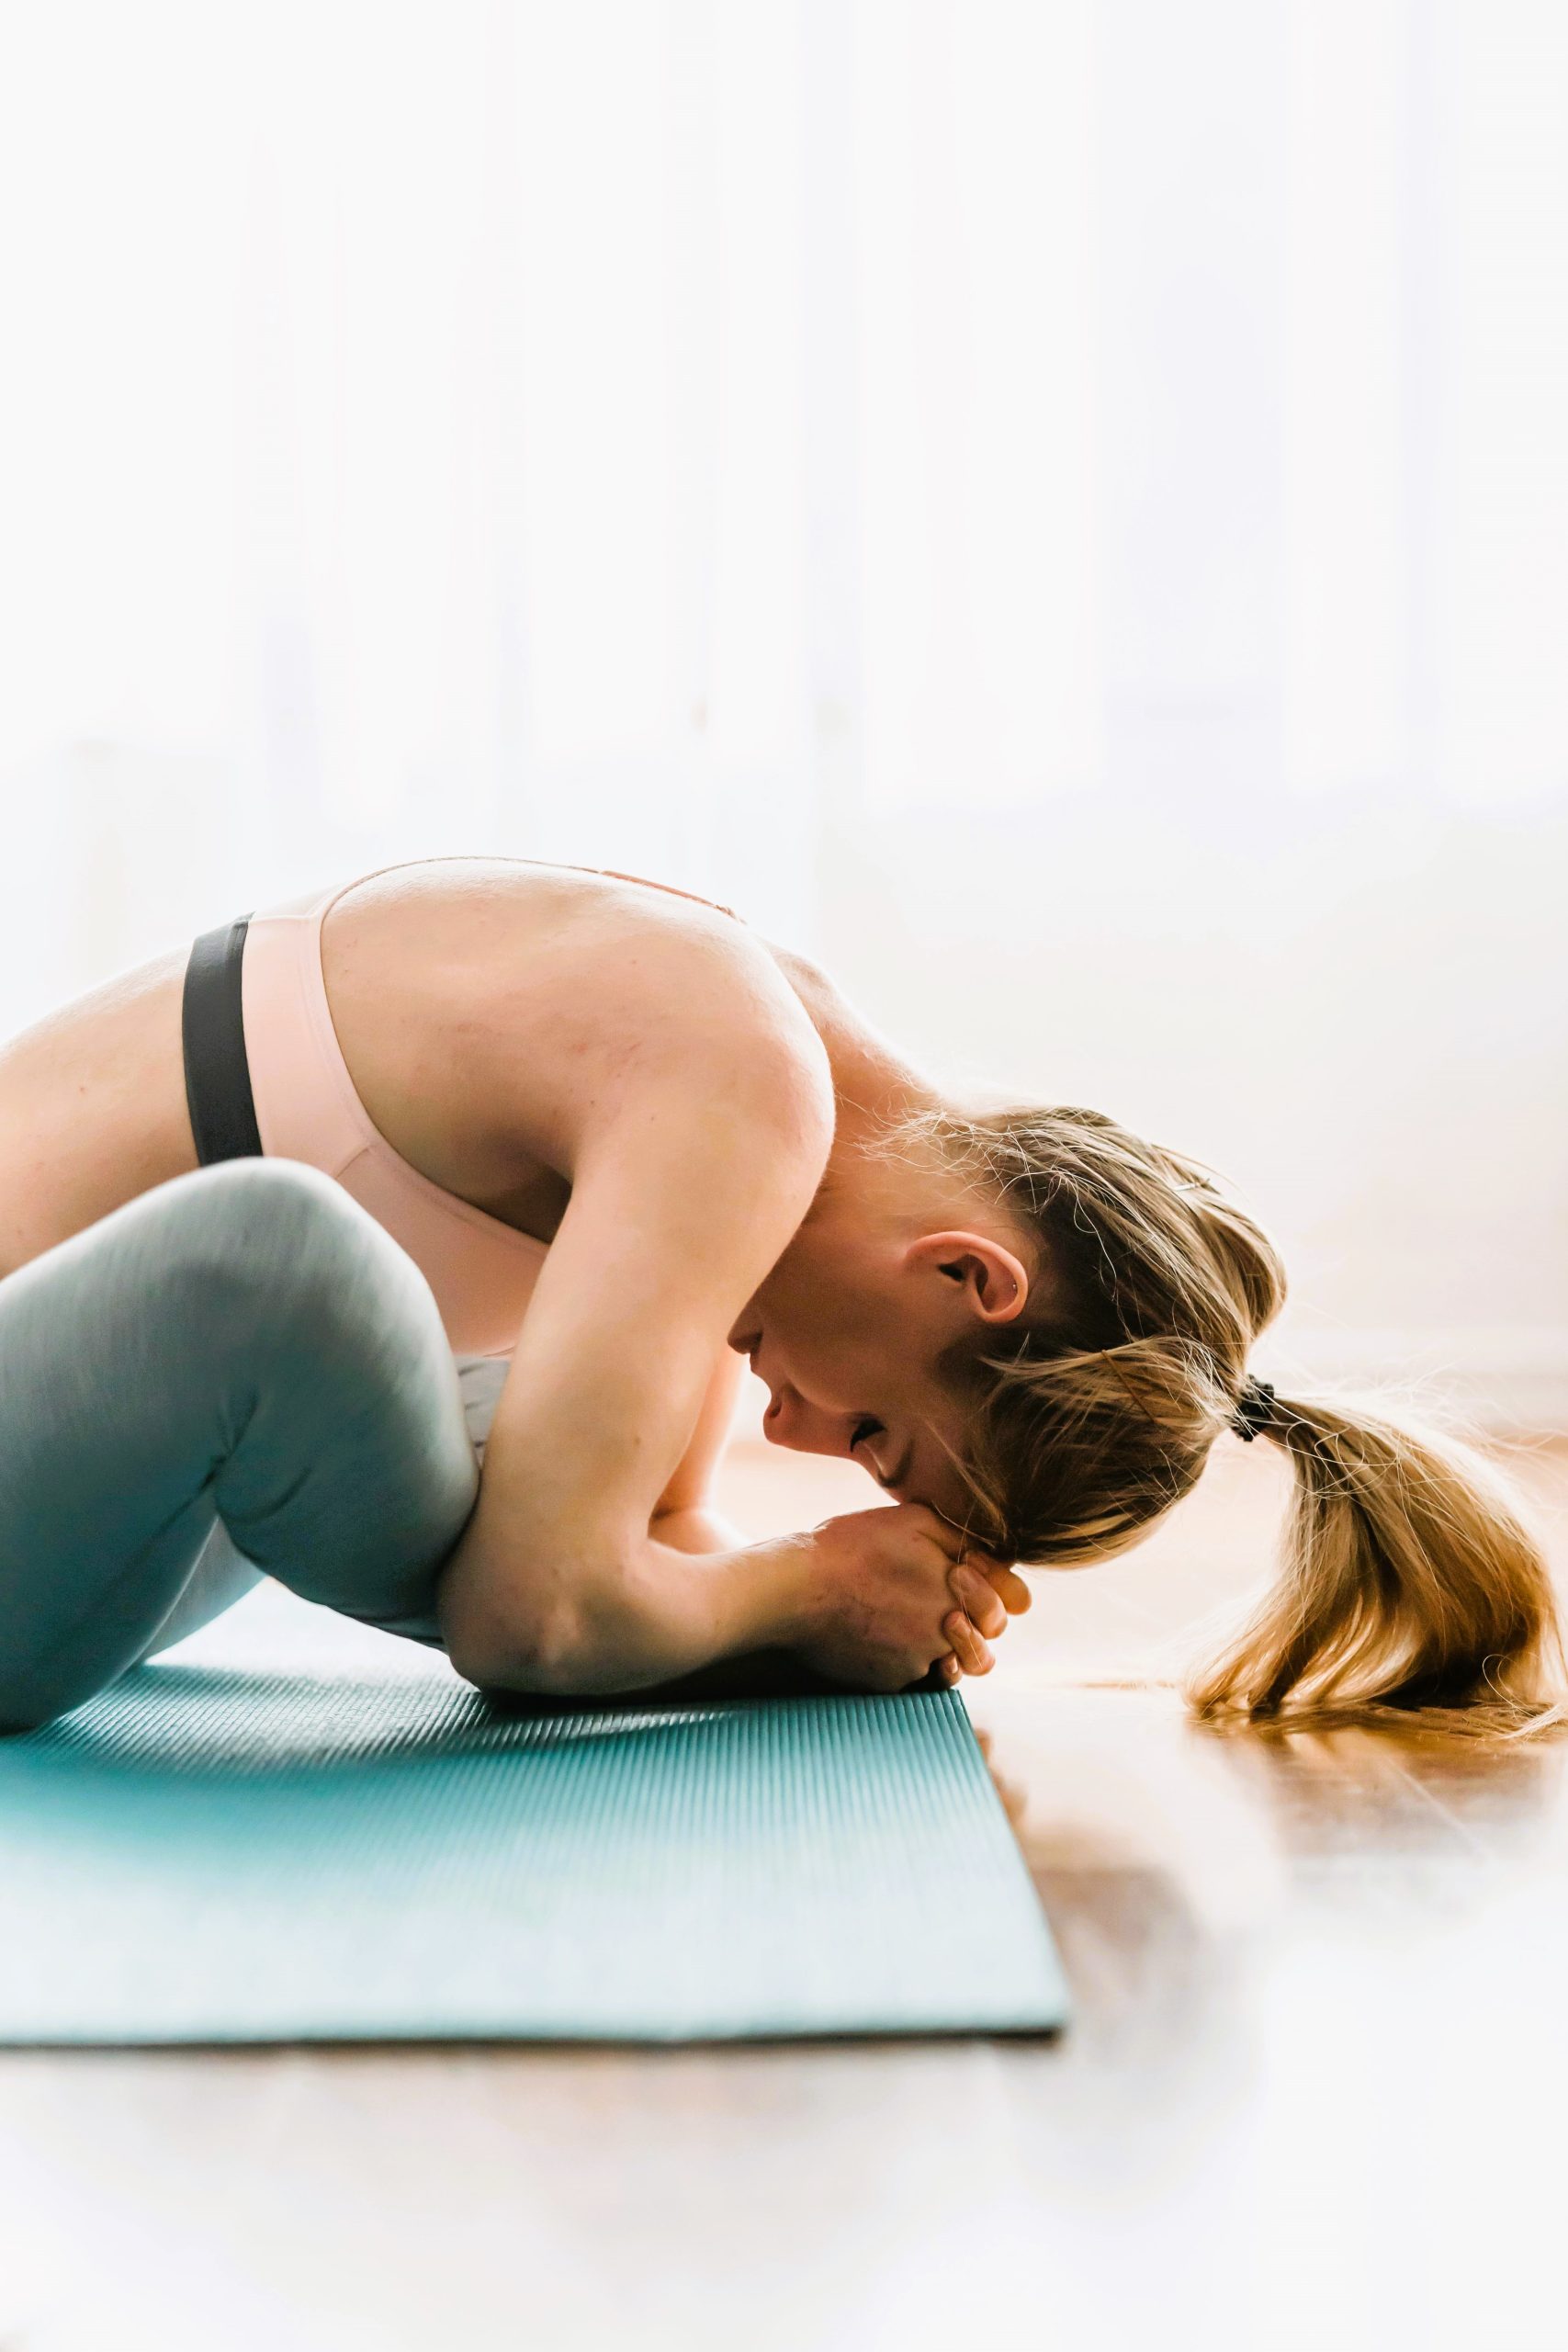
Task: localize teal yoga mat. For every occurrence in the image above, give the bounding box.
[0,1663,1069,2044]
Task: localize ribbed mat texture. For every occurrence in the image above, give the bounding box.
[0,1664,1069,2043]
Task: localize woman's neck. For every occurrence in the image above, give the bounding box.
[759,937,946,1231]
[761,937,941,1156]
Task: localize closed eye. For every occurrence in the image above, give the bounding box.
[858,1426,919,1499]
[851,1418,897,1488]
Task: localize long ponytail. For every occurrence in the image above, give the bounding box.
[1185,1388,1564,1737]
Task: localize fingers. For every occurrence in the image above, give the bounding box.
[949,1564,1008,1641]
[920,1510,1028,1602]
[902,1510,1027,1606]
[935,1651,962,1687]
[942,1608,995,1677]
[976,1562,1032,1616]
[939,1560,1028,1683]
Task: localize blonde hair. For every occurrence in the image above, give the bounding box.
[875,1102,1564,1740]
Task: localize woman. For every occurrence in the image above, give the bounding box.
[0,855,1557,1737]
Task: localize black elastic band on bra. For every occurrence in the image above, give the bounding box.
[182,917,263,1165]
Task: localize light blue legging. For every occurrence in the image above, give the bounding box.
[0,1160,481,1733]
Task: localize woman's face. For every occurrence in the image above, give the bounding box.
[727,1195,1037,1528]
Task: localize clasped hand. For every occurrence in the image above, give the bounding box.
[790,1501,1030,1693]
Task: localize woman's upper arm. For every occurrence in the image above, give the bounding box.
[436,933,833,1663]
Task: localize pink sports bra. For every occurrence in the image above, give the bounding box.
[239,858,743,1357]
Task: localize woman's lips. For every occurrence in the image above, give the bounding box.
[761,1376,796,1434]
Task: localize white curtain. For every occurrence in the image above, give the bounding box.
[2,0,1565,1397]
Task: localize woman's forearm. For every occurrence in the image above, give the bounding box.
[436,1521,813,1696]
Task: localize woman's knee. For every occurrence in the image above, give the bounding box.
[175,1166,476,1549]
[145,1161,443,1363]
[151,1159,369,1274]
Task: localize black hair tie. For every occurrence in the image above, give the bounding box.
[1231,1378,1276,1442]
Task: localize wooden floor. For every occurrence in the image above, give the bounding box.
[5,1430,1568,2350]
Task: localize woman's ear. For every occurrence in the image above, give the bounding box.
[904,1230,1031,1325]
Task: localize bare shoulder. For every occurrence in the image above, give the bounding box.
[574,892,837,1141]
[592,906,837,1196]
[324,860,836,1189]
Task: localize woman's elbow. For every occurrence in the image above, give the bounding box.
[441,1589,589,1696]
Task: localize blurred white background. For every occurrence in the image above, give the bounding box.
[0,0,1564,1416]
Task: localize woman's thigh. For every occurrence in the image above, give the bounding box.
[0,1160,479,1728]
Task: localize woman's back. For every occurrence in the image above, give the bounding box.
[0,857,793,1302]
